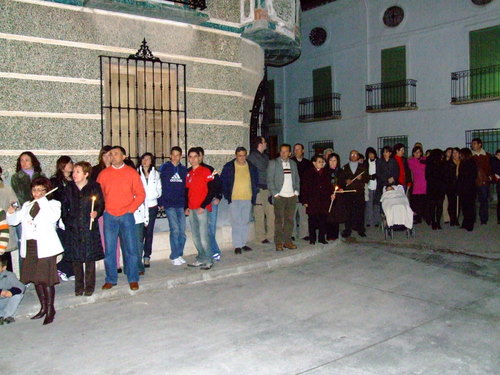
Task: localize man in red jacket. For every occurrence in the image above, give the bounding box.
[98,146,145,290]
[185,148,215,270]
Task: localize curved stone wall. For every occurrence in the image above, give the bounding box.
[0,0,264,176]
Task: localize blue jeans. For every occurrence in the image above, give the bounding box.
[0,294,24,318]
[143,206,158,259]
[103,212,139,284]
[208,202,221,255]
[189,209,212,264]
[136,224,145,273]
[476,185,489,224]
[165,207,187,260]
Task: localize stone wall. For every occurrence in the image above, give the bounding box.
[0,0,264,177]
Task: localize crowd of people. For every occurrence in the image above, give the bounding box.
[0,136,499,326]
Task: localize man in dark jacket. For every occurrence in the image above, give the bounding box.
[291,143,313,240]
[159,146,188,266]
[247,136,274,244]
[471,138,493,224]
[342,150,368,238]
[221,147,259,254]
[376,146,400,200]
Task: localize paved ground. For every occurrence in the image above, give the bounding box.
[359,207,500,260]
[3,239,499,375]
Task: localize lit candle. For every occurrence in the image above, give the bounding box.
[89,196,96,230]
[328,186,339,213]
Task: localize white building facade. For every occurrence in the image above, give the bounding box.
[268,0,500,159]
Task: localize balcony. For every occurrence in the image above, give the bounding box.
[365,79,417,113]
[269,103,282,127]
[298,93,341,122]
[451,65,500,104]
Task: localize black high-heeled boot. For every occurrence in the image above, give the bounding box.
[43,285,56,325]
[31,284,47,320]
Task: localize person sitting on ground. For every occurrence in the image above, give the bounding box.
[0,253,25,325]
[380,185,414,230]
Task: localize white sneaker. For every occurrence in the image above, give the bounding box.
[58,270,69,282]
[171,258,184,266]
[178,256,187,264]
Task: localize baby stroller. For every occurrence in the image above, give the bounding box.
[380,185,416,240]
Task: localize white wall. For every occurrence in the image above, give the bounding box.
[268,0,500,161]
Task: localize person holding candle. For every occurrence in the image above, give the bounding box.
[6,176,63,325]
[341,150,368,238]
[61,162,104,296]
[301,155,332,244]
[326,153,347,241]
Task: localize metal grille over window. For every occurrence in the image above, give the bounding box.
[466,129,500,154]
[308,140,334,159]
[100,39,187,166]
[377,136,408,157]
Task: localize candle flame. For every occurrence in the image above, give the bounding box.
[92,196,96,200]
[335,186,339,191]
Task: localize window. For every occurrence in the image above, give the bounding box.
[100,41,187,166]
[469,26,500,98]
[313,66,333,116]
[377,135,408,157]
[308,140,334,159]
[381,46,406,107]
[466,128,500,154]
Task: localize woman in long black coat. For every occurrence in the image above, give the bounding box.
[301,155,333,244]
[425,149,447,230]
[62,162,104,296]
[457,148,478,232]
[326,153,348,240]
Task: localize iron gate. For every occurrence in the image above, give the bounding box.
[100,39,187,166]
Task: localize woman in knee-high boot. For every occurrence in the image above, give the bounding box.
[7,177,64,325]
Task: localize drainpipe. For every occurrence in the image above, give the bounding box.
[361,0,371,144]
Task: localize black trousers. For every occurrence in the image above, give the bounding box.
[72,261,96,293]
[344,196,365,234]
[326,222,339,239]
[428,198,444,226]
[410,194,429,223]
[446,189,458,224]
[308,214,327,242]
[460,192,476,231]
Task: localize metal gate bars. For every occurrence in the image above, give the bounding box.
[100,39,187,165]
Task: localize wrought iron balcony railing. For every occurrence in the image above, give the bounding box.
[162,0,206,10]
[365,79,417,112]
[451,64,500,104]
[269,103,282,127]
[299,93,341,122]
